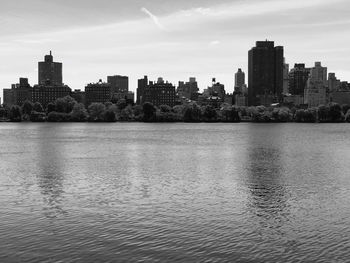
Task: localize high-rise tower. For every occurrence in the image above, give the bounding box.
[38,51,62,86]
[248,40,284,106]
[234,68,245,93]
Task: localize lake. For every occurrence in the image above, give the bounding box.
[0,123,349,262]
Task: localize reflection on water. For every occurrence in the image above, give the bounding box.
[0,123,349,262]
[36,125,66,219]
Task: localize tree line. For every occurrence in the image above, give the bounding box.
[0,96,349,123]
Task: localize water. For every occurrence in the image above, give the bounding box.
[0,123,349,262]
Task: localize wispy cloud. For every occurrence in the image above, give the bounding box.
[141,7,166,30]
[209,40,220,46]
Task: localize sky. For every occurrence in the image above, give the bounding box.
[1,0,350,98]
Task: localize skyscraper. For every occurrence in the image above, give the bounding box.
[234,68,245,93]
[304,62,328,107]
[283,60,289,95]
[137,75,148,105]
[248,40,284,106]
[107,75,129,94]
[38,51,62,86]
[288,64,310,95]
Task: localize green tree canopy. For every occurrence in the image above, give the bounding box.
[88,103,106,122]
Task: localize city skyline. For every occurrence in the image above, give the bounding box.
[1,0,350,96]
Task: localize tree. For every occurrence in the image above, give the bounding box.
[117,99,127,111]
[70,103,88,122]
[160,105,172,113]
[345,109,350,123]
[55,96,77,113]
[88,103,106,122]
[30,111,46,122]
[202,105,217,122]
[33,102,44,112]
[341,104,350,115]
[143,102,156,122]
[104,109,116,122]
[47,111,70,122]
[47,102,56,114]
[329,103,344,122]
[119,105,134,121]
[0,107,8,119]
[22,100,33,115]
[317,105,330,122]
[9,105,22,122]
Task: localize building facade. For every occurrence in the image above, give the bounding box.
[137,75,148,105]
[288,64,310,96]
[283,61,289,95]
[234,68,245,93]
[38,51,62,86]
[85,80,112,106]
[107,75,129,94]
[304,62,328,107]
[142,78,176,107]
[177,77,199,101]
[248,40,284,106]
[32,84,71,107]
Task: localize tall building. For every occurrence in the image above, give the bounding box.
[38,51,62,86]
[107,75,129,94]
[328,73,340,92]
[234,68,245,93]
[85,79,112,106]
[288,64,310,96]
[142,78,176,107]
[248,40,284,106]
[283,60,289,95]
[310,62,327,85]
[137,75,148,105]
[304,62,328,107]
[33,52,71,107]
[177,77,199,101]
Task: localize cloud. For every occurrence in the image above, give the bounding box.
[141,7,166,30]
[209,40,220,46]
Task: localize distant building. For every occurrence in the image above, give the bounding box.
[71,89,86,105]
[224,94,234,105]
[142,78,176,107]
[304,62,328,107]
[3,88,14,106]
[328,73,341,92]
[32,84,71,107]
[85,79,112,106]
[205,78,225,102]
[283,60,289,95]
[288,64,310,96]
[311,62,327,86]
[248,40,284,106]
[107,75,129,94]
[234,68,245,93]
[38,51,62,86]
[111,91,135,105]
[283,94,304,106]
[32,52,72,107]
[137,75,148,105]
[3,78,32,106]
[13,78,32,106]
[177,77,199,101]
[330,91,350,105]
[235,94,247,107]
